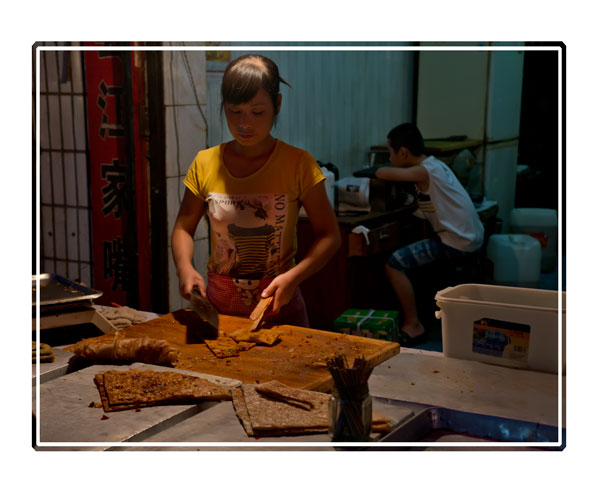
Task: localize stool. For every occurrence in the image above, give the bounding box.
[486,234,542,288]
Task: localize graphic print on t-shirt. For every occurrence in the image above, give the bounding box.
[206,192,288,278]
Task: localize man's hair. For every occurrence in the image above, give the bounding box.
[387,123,425,156]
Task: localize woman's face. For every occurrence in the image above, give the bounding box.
[224,89,281,148]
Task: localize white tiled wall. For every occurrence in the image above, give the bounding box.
[162,46,210,311]
[39,46,93,286]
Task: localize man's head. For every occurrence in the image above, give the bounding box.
[387,123,425,167]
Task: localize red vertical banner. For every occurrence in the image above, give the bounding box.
[130,49,151,311]
[84,44,151,308]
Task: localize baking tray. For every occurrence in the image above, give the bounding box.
[33,363,241,445]
[376,398,564,448]
[33,273,103,306]
[32,346,76,386]
[105,395,415,450]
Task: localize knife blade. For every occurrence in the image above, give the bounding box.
[189,287,220,338]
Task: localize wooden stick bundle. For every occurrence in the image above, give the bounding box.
[326,354,374,441]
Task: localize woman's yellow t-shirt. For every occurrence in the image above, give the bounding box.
[183,139,325,279]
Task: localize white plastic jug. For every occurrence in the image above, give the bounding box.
[486,234,542,288]
[509,208,558,272]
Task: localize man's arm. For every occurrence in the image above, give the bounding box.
[375,165,428,183]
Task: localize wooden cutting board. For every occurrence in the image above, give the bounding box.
[87,310,399,392]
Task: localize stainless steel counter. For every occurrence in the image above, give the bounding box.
[32,347,563,450]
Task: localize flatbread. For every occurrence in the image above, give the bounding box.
[235,341,256,352]
[241,384,330,434]
[249,295,274,321]
[228,328,281,346]
[231,387,253,436]
[94,369,231,412]
[232,384,394,437]
[228,329,251,343]
[249,329,281,346]
[204,337,240,358]
[73,336,179,365]
[255,380,316,410]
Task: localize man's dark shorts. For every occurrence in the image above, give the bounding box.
[387,238,474,272]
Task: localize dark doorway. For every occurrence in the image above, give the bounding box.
[516,48,560,211]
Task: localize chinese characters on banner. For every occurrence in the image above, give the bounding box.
[84,45,150,308]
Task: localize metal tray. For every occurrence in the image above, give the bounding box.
[33,273,103,307]
[33,363,241,446]
[377,397,564,448]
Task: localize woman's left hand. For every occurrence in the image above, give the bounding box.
[260,272,298,314]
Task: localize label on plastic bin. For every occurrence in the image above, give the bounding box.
[472,318,530,362]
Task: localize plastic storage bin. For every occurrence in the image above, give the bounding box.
[435,283,565,373]
[486,234,541,288]
[509,208,558,272]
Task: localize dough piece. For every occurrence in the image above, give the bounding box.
[32,342,55,363]
[73,336,180,365]
[97,305,149,328]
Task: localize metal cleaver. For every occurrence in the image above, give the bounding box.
[189,287,220,339]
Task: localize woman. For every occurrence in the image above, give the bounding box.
[171,54,340,327]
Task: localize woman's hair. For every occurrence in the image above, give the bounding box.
[387,123,425,156]
[220,54,291,116]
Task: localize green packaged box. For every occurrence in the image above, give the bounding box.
[333,309,399,341]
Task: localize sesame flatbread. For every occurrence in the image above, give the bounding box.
[235,341,257,352]
[204,337,240,358]
[228,328,281,346]
[94,369,231,412]
[250,329,281,346]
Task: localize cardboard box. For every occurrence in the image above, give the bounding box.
[334,309,399,341]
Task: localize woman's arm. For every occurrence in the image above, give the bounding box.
[171,188,208,299]
[262,181,341,313]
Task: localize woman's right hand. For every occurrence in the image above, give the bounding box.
[178,267,207,300]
